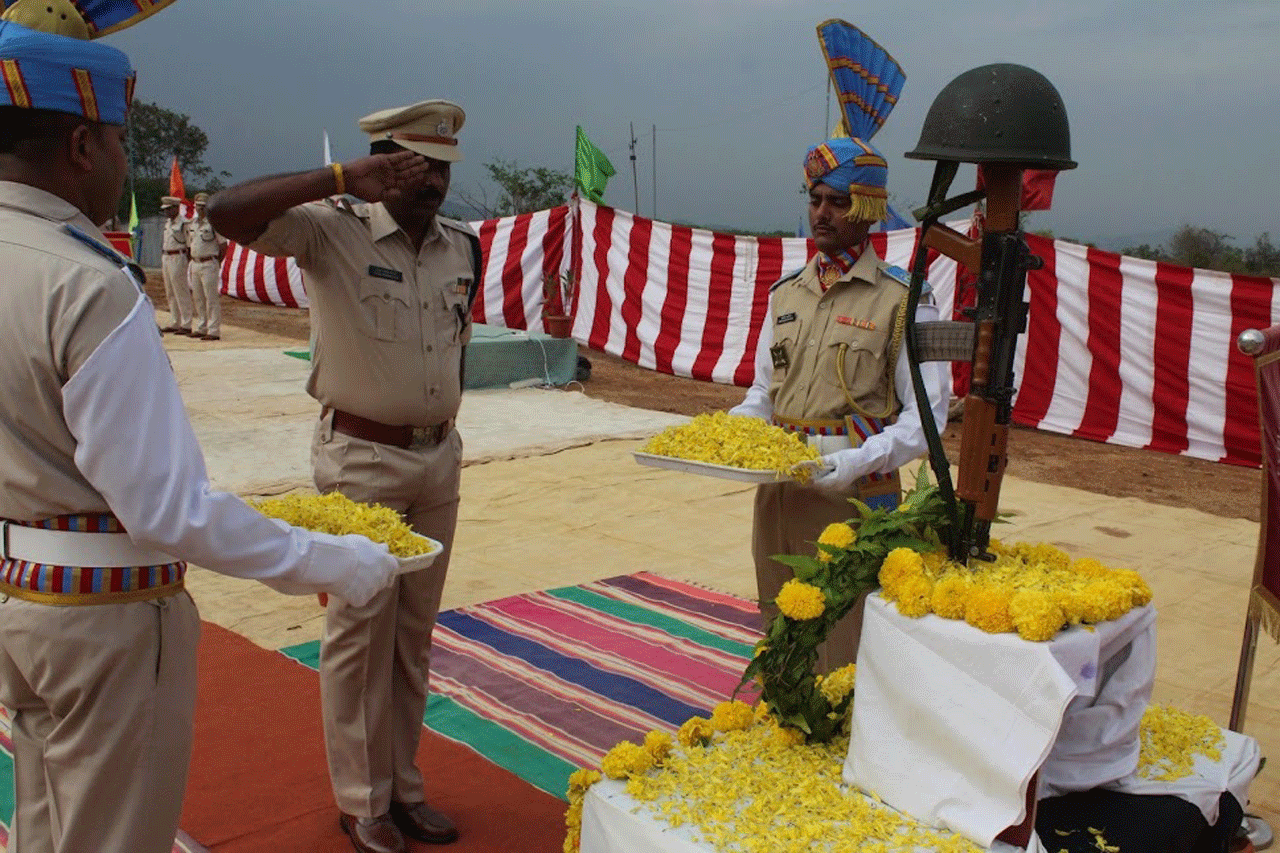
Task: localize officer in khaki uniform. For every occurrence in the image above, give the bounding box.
[731,136,951,672]
[208,99,478,853]
[187,191,227,340]
[159,194,194,334]
[0,5,399,852]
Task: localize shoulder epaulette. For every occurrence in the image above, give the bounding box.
[326,195,358,215]
[437,216,476,236]
[768,264,807,293]
[879,261,931,295]
[60,224,146,292]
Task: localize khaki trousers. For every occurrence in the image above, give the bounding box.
[311,415,462,817]
[161,254,192,330]
[0,591,200,853]
[188,259,221,337]
[752,481,869,673]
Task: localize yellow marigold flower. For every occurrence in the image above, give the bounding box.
[816,522,856,562]
[775,579,826,620]
[566,767,600,795]
[753,700,773,725]
[600,741,653,779]
[643,730,673,763]
[818,664,857,705]
[1009,589,1067,642]
[964,585,1015,634]
[1113,568,1153,606]
[677,716,714,748]
[710,699,755,732]
[1078,579,1132,623]
[894,574,934,619]
[930,574,972,620]
[879,547,926,595]
[1138,703,1224,781]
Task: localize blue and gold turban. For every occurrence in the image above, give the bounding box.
[803,137,890,224]
[0,0,176,124]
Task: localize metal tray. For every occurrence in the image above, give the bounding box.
[633,451,792,483]
[394,534,444,574]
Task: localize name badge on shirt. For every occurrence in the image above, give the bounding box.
[776,312,797,325]
[368,265,403,282]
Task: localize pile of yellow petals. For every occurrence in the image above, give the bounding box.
[251,491,429,557]
[878,539,1153,642]
[640,411,819,473]
[1137,703,1224,781]
[776,578,826,620]
[617,721,982,853]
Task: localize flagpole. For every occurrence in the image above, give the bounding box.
[651,124,657,219]
[629,121,639,214]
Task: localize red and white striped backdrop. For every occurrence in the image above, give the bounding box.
[217,198,1280,467]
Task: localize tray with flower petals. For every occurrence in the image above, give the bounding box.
[394,534,443,574]
[633,451,802,483]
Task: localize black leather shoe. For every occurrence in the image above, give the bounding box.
[389,800,459,845]
[339,813,406,853]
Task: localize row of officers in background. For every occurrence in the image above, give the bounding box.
[159,192,228,341]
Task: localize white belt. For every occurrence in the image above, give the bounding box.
[1,522,177,568]
[798,433,854,454]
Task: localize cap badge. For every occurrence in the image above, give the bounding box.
[436,121,451,137]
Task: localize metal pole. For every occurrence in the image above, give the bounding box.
[629,121,639,213]
[651,124,657,219]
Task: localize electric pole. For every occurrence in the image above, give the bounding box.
[629,121,639,213]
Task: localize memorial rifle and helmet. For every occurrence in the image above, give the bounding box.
[900,62,1078,564]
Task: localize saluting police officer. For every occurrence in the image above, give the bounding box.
[209,100,479,853]
[0,5,399,852]
[730,136,952,671]
[188,191,227,340]
[159,194,194,335]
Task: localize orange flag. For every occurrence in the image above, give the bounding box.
[168,155,186,200]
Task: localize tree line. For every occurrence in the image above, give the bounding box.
[1120,227,1279,278]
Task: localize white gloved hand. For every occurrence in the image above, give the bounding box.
[324,534,399,608]
[808,450,866,493]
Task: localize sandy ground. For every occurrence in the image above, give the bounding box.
[159,289,1280,827]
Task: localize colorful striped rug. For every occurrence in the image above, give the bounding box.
[281,571,763,798]
[0,708,208,852]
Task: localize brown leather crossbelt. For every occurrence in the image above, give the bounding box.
[191,255,218,262]
[163,249,188,255]
[331,409,450,449]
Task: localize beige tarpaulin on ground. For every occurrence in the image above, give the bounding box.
[166,322,1280,827]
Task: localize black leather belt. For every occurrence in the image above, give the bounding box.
[331,409,450,449]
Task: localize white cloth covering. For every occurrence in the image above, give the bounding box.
[845,594,1155,846]
[61,293,398,607]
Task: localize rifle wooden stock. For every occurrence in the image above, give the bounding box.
[956,394,1008,522]
[921,223,981,275]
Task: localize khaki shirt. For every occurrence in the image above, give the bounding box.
[162,216,189,252]
[0,181,141,520]
[187,216,225,262]
[248,200,475,426]
[766,247,908,422]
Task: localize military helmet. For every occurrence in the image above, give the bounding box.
[905,63,1076,170]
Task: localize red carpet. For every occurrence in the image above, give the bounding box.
[182,622,567,852]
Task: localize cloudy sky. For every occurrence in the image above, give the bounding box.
[108,1,1277,249]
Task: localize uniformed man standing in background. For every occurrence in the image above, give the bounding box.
[188,191,227,340]
[159,194,193,335]
[730,136,952,671]
[209,99,479,853]
[0,5,399,852]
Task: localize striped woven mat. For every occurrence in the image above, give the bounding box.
[281,571,763,798]
[0,708,208,852]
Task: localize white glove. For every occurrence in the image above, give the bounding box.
[321,534,399,608]
[808,449,866,493]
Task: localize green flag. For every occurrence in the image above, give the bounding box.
[127,190,139,233]
[574,126,615,204]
